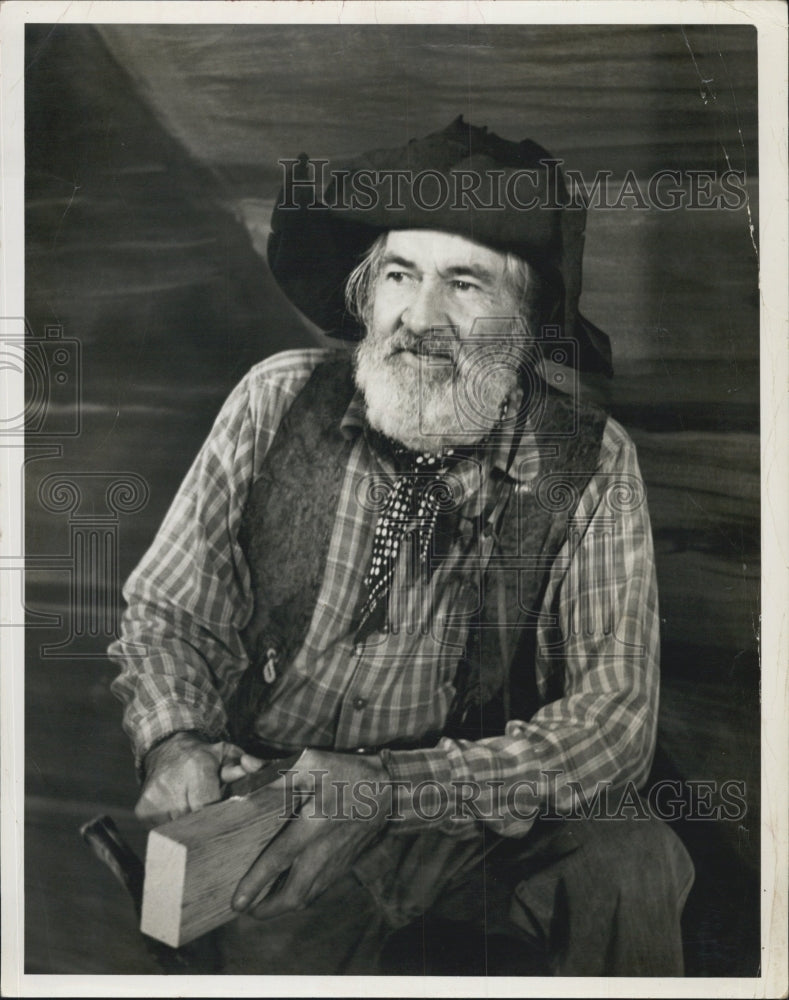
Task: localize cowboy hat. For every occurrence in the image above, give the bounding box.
[268,116,612,376]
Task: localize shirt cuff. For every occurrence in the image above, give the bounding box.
[380,744,476,835]
[131,704,228,779]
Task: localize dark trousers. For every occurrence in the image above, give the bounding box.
[220,811,695,976]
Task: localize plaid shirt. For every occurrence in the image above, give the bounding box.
[109,349,659,836]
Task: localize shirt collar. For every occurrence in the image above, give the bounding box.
[340,385,542,485]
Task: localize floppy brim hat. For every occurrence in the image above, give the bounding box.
[268,116,613,377]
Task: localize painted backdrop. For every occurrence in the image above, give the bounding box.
[24,23,759,975]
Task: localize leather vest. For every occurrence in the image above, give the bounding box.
[227,355,607,747]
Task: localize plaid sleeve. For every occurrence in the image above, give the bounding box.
[382,417,660,836]
[108,349,334,774]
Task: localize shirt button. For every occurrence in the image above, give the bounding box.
[354,643,364,656]
[353,696,367,711]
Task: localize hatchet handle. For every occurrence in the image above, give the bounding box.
[80,814,145,916]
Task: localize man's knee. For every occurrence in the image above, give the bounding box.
[511,814,694,928]
[509,815,694,975]
[559,813,695,913]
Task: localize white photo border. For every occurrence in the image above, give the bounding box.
[1,2,786,997]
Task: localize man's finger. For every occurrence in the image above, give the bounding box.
[240,753,264,772]
[231,829,300,910]
[218,741,246,761]
[231,817,317,911]
[232,855,292,912]
[248,871,306,921]
[219,762,248,784]
[249,835,335,921]
[217,742,263,769]
[219,753,265,784]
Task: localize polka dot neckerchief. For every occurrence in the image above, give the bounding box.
[357,398,517,634]
[358,444,458,629]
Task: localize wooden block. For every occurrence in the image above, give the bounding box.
[140,785,290,947]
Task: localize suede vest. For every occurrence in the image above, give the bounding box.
[227,356,607,748]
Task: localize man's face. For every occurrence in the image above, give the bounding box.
[354,229,527,453]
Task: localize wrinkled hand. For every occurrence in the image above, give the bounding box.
[231,748,391,920]
[135,731,264,826]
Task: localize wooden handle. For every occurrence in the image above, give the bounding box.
[80,814,145,916]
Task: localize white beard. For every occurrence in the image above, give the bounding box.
[354,327,523,453]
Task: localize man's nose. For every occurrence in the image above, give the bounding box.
[401,281,449,335]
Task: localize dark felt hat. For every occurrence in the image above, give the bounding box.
[268,116,612,376]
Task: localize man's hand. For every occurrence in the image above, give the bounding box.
[135,731,263,826]
[231,748,391,920]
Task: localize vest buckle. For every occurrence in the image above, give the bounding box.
[263,647,279,684]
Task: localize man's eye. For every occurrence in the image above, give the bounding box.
[451,279,476,292]
[385,271,409,284]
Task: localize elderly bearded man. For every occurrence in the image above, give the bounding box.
[109,118,695,976]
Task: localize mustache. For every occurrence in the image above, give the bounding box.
[387,329,459,361]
